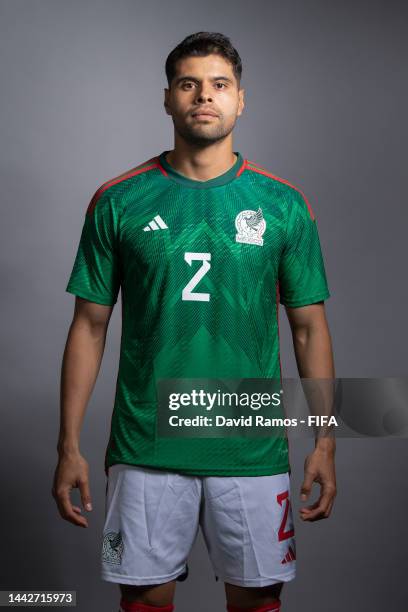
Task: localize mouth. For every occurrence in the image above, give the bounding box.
[191,111,218,119]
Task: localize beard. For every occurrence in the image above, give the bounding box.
[172,114,237,147]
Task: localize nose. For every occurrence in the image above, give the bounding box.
[195,85,213,103]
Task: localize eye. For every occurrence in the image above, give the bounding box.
[182,82,194,89]
[215,82,226,89]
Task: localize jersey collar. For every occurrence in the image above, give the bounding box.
[157,150,245,189]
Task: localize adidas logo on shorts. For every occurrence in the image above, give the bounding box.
[281,544,296,564]
[143,215,168,231]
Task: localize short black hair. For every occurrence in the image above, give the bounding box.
[165,31,242,88]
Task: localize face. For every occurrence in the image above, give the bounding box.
[164,54,245,146]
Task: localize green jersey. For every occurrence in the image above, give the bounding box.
[66,151,330,476]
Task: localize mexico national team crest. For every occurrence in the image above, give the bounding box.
[235,208,266,246]
[102,530,124,565]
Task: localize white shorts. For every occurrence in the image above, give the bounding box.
[101,464,296,588]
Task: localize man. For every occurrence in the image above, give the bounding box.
[52,31,336,612]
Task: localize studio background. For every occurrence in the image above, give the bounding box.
[1,0,407,610]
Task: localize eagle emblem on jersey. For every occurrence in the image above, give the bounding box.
[235,208,266,246]
[102,530,124,565]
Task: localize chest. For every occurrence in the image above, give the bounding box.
[119,189,286,288]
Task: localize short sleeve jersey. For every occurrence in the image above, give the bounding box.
[66,151,331,476]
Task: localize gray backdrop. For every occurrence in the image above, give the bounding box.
[1,0,407,610]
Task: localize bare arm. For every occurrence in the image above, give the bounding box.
[52,297,114,527]
[285,301,334,380]
[285,301,337,521]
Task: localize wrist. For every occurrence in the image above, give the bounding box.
[57,439,80,456]
[314,436,336,453]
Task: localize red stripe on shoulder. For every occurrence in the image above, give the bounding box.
[246,162,316,220]
[236,157,247,177]
[155,157,168,177]
[246,159,268,171]
[86,156,161,215]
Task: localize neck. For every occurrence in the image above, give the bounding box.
[166,139,237,182]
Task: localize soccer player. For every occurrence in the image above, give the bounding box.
[52,32,337,612]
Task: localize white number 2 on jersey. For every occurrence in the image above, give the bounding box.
[182,252,211,302]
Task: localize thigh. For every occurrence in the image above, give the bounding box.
[101,464,201,585]
[224,582,283,609]
[200,472,296,587]
[119,581,177,607]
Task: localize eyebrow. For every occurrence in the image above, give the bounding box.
[174,75,234,86]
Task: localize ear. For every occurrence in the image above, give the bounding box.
[237,87,245,117]
[164,88,172,116]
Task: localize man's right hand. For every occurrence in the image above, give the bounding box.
[51,451,93,528]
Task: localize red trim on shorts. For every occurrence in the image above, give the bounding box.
[227,601,281,612]
[120,599,174,612]
[246,163,315,220]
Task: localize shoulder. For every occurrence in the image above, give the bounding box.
[86,155,162,216]
[244,158,315,221]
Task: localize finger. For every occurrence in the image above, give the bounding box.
[56,488,88,527]
[302,504,333,521]
[300,495,331,521]
[300,499,320,513]
[78,478,93,512]
[300,470,315,501]
[316,485,336,511]
[301,479,337,520]
[324,498,335,518]
[300,506,325,521]
[60,495,88,527]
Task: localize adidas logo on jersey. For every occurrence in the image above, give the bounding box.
[143,215,168,231]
